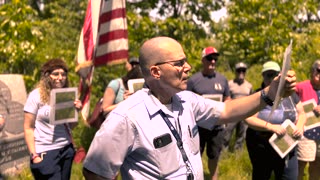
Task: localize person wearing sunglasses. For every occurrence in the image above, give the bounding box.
[83,37,297,180]
[295,60,320,180]
[24,59,82,180]
[224,62,253,152]
[245,61,305,180]
[187,46,231,180]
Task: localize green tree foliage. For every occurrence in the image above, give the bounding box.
[0,0,86,91]
[215,0,320,85]
[292,23,320,82]
[0,0,42,74]
[218,1,300,66]
[126,0,225,74]
[127,0,224,23]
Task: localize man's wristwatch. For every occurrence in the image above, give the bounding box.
[261,89,274,106]
[30,153,39,161]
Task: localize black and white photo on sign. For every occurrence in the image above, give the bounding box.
[269,119,299,159]
[301,99,320,130]
[49,87,78,125]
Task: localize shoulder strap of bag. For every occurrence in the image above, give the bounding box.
[115,79,121,95]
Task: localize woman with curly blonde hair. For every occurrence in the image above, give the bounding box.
[24,58,82,180]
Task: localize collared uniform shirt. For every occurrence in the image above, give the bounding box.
[84,88,225,179]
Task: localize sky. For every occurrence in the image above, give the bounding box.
[211,7,227,22]
[149,6,227,22]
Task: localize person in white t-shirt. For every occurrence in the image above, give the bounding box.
[24,58,82,180]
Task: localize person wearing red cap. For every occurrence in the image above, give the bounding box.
[24,58,82,180]
[187,46,231,180]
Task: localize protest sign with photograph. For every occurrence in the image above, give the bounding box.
[269,119,299,158]
[49,87,78,125]
[302,99,320,130]
[128,78,145,93]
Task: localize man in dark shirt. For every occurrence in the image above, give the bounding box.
[187,47,231,180]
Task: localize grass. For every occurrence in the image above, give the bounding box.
[216,149,252,180]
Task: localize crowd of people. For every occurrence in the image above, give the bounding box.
[245,61,305,179]
[82,36,297,180]
[21,36,320,180]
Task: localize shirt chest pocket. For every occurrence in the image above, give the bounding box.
[153,134,180,175]
[185,125,200,155]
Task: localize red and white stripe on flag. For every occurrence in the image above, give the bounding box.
[94,0,128,66]
[76,0,101,122]
[76,0,128,122]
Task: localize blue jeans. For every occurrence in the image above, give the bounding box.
[30,144,75,180]
[246,128,298,180]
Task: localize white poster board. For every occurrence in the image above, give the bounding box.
[269,119,299,158]
[128,78,145,93]
[49,87,78,125]
[302,99,320,130]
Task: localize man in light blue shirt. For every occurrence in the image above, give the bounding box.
[83,36,297,180]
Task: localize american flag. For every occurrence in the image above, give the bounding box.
[76,0,128,122]
[304,127,320,140]
[94,0,128,66]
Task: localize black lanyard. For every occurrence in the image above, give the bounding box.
[159,110,194,180]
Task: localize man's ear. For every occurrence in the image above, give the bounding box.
[201,57,206,63]
[150,65,161,79]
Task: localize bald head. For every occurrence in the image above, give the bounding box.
[139,36,185,76]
